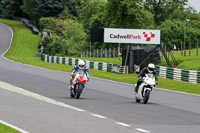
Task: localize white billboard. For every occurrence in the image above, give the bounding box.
[104,28,160,44]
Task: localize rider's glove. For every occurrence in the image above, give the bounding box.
[156,81,158,85]
[71,74,75,78]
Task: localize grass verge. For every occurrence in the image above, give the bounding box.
[1,19,200,95]
[158,49,200,70]
[0,123,20,133]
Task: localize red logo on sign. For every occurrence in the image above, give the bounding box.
[143,32,155,41]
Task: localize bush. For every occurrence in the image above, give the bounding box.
[44,35,66,56]
[55,19,87,56]
[39,17,57,31]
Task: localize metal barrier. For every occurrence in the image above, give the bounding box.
[40,54,200,83]
[156,65,200,84]
[41,54,127,74]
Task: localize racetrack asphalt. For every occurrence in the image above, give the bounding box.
[0,22,200,133]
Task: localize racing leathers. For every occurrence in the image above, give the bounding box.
[69,65,89,90]
[135,67,158,92]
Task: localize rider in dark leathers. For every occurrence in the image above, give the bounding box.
[135,63,158,92]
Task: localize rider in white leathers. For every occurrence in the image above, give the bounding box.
[69,60,89,90]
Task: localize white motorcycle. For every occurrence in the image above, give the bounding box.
[70,70,88,99]
[135,73,157,104]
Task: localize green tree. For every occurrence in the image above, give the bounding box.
[22,0,80,22]
[80,0,106,33]
[57,19,87,56]
[43,18,87,56]
[186,20,200,44]
[39,17,57,31]
[22,0,64,21]
[159,20,184,47]
[158,19,200,48]
[143,0,188,24]
[0,0,24,17]
[168,8,200,21]
[44,35,66,56]
[21,0,39,20]
[58,6,77,20]
[104,0,154,29]
[62,0,81,17]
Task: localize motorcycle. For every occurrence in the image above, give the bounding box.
[70,71,87,99]
[135,73,156,104]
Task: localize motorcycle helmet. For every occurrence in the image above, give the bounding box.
[147,63,155,73]
[78,60,85,70]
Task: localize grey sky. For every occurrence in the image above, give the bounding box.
[188,0,200,12]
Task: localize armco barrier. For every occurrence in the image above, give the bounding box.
[156,65,200,84]
[198,72,200,83]
[41,54,126,74]
[0,15,39,35]
[40,54,199,83]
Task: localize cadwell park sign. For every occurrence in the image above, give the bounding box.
[90,28,161,73]
[104,28,161,44]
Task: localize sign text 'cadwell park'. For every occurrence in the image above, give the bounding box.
[104,28,161,44]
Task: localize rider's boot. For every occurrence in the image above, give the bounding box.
[69,77,73,90]
[82,85,85,93]
[68,84,72,90]
[135,85,138,93]
[71,83,75,90]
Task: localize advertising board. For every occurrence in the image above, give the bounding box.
[104,28,160,44]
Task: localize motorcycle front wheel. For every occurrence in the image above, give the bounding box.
[75,84,83,99]
[143,89,150,104]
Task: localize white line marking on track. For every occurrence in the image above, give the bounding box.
[91,114,107,119]
[0,80,135,129]
[0,81,85,112]
[115,122,131,127]
[0,120,29,133]
[136,128,151,133]
[0,23,13,58]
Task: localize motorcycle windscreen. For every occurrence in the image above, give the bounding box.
[146,73,154,79]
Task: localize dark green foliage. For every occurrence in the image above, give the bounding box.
[158,19,200,47]
[21,0,80,22]
[80,0,106,33]
[158,20,184,47]
[143,0,188,24]
[169,8,200,21]
[62,0,81,17]
[22,0,64,21]
[39,17,57,31]
[1,0,199,57]
[41,18,87,56]
[43,35,66,56]
[104,0,154,28]
[58,6,77,20]
[0,0,24,17]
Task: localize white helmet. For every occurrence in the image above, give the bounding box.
[147,63,155,73]
[78,60,85,69]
